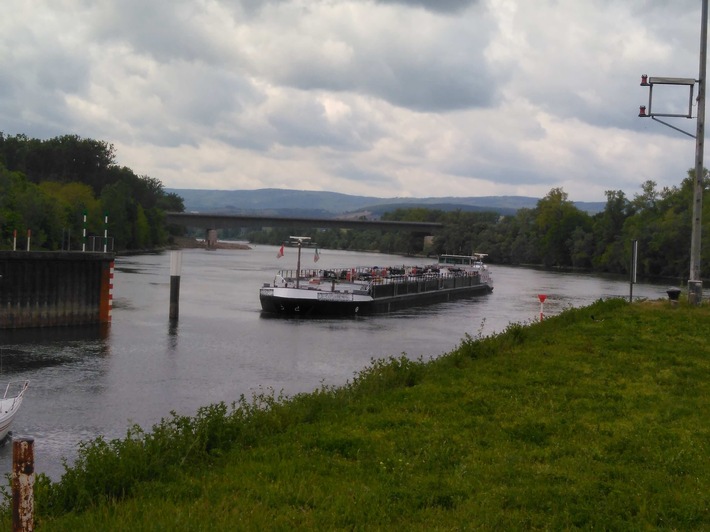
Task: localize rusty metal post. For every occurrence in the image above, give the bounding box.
[12,437,34,532]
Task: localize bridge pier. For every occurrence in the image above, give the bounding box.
[206,229,218,249]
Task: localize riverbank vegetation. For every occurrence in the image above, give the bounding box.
[0,133,184,252]
[3,131,710,281]
[248,172,710,281]
[3,297,709,529]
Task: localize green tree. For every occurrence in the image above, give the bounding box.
[0,132,185,250]
[0,165,63,249]
[622,171,703,278]
[632,180,659,213]
[505,208,541,265]
[591,190,632,272]
[100,180,135,250]
[568,226,595,269]
[431,211,498,256]
[535,188,591,267]
[134,204,151,249]
[38,181,102,249]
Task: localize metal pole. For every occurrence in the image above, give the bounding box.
[103,213,108,253]
[82,210,87,252]
[689,0,708,304]
[169,250,182,320]
[296,240,302,289]
[630,239,638,303]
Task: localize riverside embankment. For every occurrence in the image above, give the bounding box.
[7,297,709,530]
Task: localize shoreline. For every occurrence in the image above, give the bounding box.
[169,236,251,250]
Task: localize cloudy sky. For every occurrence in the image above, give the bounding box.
[1,0,706,201]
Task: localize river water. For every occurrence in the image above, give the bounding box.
[0,245,670,480]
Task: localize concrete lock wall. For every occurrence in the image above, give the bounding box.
[0,251,115,329]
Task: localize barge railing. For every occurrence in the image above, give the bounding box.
[274,265,482,293]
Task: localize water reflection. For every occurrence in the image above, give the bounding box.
[1,323,110,344]
[0,325,111,375]
[167,319,179,351]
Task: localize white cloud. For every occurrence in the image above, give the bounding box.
[0,0,707,201]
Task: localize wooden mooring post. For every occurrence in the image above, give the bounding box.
[12,437,34,532]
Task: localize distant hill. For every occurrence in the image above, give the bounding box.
[167,188,605,217]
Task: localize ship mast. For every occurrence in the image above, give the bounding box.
[290,236,311,288]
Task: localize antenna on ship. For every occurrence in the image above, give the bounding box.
[289,236,311,288]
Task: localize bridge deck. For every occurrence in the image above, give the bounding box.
[165,212,442,233]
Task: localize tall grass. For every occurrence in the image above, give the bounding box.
[3,297,710,529]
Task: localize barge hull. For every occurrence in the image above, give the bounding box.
[260,283,492,317]
[259,295,372,316]
[369,283,492,314]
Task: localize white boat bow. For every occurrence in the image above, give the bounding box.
[0,380,29,442]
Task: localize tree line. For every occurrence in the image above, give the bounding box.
[3,131,708,281]
[247,170,710,281]
[0,133,184,251]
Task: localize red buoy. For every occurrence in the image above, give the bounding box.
[538,294,547,321]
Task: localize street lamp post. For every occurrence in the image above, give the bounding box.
[639,0,708,304]
[689,0,708,304]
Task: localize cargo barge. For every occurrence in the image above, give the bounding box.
[259,237,492,317]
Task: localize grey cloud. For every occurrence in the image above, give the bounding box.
[231,0,289,16]
[86,0,497,114]
[281,60,495,113]
[0,20,93,136]
[161,68,257,127]
[267,16,497,112]
[364,57,495,111]
[443,144,553,187]
[215,129,272,152]
[375,0,479,14]
[499,1,700,135]
[266,99,382,151]
[268,112,347,149]
[462,164,554,188]
[229,0,479,17]
[0,64,88,139]
[330,161,399,187]
[36,52,89,96]
[90,0,221,63]
[0,0,699,201]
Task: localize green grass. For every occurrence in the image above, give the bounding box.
[4,297,710,530]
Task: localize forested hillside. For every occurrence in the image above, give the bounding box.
[2,132,708,281]
[0,133,184,251]
[170,187,605,216]
[246,174,710,281]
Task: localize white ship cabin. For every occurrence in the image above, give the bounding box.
[438,254,487,267]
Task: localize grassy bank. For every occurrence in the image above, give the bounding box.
[3,298,710,530]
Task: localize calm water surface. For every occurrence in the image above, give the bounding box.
[0,246,669,479]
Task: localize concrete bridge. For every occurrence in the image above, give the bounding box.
[165,212,442,234]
